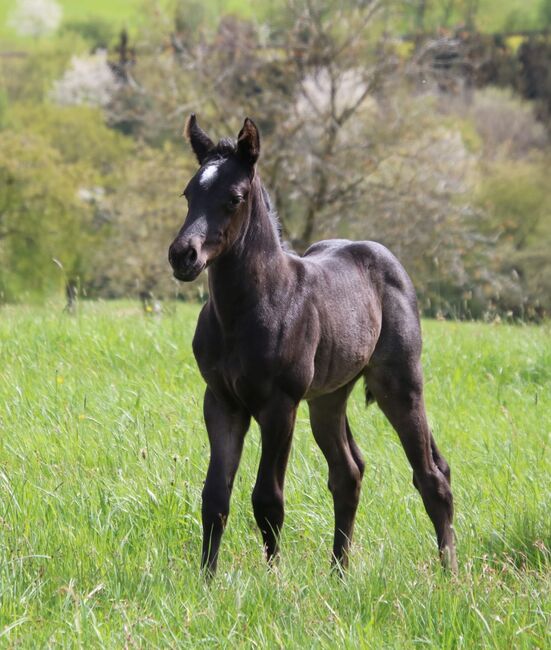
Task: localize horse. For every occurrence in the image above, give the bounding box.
[168,115,457,577]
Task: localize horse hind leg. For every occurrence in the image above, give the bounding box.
[413,435,451,491]
[365,362,457,572]
[430,435,451,483]
[252,394,297,565]
[308,386,363,572]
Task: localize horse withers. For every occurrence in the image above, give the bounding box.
[168,115,457,576]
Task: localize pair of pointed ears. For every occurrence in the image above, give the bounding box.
[184,114,260,168]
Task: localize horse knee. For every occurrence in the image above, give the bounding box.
[251,487,284,531]
[436,457,451,484]
[329,463,362,505]
[202,485,230,532]
[347,433,365,478]
[430,439,451,484]
[416,468,453,513]
[353,453,365,479]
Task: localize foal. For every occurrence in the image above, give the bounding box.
[168,115,457,576]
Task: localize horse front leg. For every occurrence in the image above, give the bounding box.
[252,394,297,564]
[201,388,250,577]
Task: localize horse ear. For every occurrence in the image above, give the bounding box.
[237,117,260,167]
[184,114,214,165]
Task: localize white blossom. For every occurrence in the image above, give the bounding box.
[51,51,119,108]
[8,0,62,38]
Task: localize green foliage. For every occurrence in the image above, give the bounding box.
[0,0,140,46]
[1,33,89,103]
[476,158,551,314]
[0,1,549,316]
[7,103,133,171]
[0,131,93,301]
[1,0,543,48]
[397,0,542,33]
[61,17,117,49]
[0,95,196,302]
[89,142,198,299]
[541,0,551,27]
[0,303,549,645]
[0,90,8,130]
[0,101,137,302]
[478,160,550,249]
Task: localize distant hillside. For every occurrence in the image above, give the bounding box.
[401,0,542,34]
[0,0,545,48]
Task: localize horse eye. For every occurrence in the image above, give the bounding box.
[229,195,241,207]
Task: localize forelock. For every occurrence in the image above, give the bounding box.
[203,138,237,164]
[196,138,242,189]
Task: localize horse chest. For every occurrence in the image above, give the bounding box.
[195,323,270,397]
[214,346,279,410]
[194,300,319,408]
[199,333,311,411]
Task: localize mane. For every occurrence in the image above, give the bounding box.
[204,138,290,249]
[260,186,288,250]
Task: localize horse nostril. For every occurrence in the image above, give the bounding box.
[184,246,197,266]
[169,240,199,272]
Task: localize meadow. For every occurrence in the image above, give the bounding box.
[0,301,549,647]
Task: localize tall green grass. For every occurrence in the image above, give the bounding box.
[0,301,549,646]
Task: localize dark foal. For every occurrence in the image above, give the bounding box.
[168,115,457,576]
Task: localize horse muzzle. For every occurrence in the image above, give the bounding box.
[168,237,206,282]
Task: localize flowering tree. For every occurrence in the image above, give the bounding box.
[8,0,62,38]
[51,51,119,108]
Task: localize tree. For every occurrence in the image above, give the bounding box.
[542,0,551,29]
[51,51,119,108]
[0,103,132,301]
[89,143,198,299]
[95,1,501,313]
[104,0,397,250]
[0,132,93,300]
[476,159,551,317]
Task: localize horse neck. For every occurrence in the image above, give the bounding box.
[207,176,286,324]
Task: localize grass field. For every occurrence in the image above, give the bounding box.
[0,301,549,647]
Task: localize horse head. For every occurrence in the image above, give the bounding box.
[168,115,260,281]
